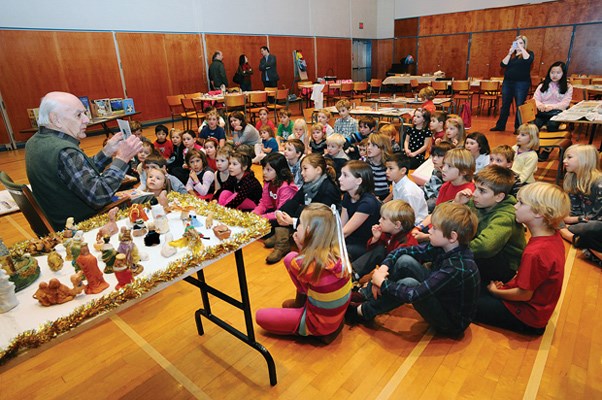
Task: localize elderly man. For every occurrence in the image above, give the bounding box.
[25,91,143,230]
[208,51,228,90]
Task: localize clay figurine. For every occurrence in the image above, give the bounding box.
[113,253,134,290]
[128,204,148,225]
[169,225,204,255]
[100,207,120,237]
[0,269,19,313]
[26,235,60,255]
[205,213,214,229]
[144,222,161,247]
[0,238,15,275]
[213,224,232,240]
[32,271,85,306]
[117,227,144,275]
[70,230,84,268]
[161,233,177,258]
[101,237,118,273]
[76,243,109,294]
[47,250,64,272]
[132,218,148,237]
[189,211,202,229]
[151,202,169,234]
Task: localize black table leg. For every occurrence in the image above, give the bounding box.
[183,248,277,386]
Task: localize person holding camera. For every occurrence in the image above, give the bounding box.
[490,35,534,132]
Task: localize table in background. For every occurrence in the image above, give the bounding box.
[551,100,602,150]
[19,112,141,137]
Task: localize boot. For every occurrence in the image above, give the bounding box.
[282,292,307,308]
[266,227,290,264]
[263,234,277,249]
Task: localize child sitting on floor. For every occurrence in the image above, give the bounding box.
[475,182,570,335]
[347,202,480,339]
[256,203,351,344]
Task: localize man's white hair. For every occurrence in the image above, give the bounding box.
[37,93,65,127]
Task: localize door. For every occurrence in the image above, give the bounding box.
[352,40,372,81]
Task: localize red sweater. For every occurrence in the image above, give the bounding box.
[436,181,475,205]
[154,139,174,159]
[366,231,418,253]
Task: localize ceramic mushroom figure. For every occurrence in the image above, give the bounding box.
[76,243,109,294]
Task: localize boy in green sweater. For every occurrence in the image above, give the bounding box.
[455,165,526,283]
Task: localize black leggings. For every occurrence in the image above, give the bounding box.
[475,291,545,335]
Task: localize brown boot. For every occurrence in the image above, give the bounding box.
[282,292,307,308]
[263,234,277,249]
[266,227,290,264]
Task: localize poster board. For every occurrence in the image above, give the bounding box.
[292,50,308,81]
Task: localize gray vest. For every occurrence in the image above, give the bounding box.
[25,128,100,230]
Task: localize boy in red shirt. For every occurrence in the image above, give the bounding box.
[475,182,570,335]
[153,124,173,159]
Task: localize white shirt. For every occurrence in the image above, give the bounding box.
[475,153,490,173]
[392,176,428,225]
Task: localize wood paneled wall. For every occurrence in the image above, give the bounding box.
[376,0,601,80]
[268,36,316,90]
[204,34,266,92]
[116,33,206,123]
[570,24,602,75]
[0,30,123,142]
[316,38,352,80]
[0,31,350,143]
[371,39,393,82]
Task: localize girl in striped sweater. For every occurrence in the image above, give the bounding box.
[256,203,352,344]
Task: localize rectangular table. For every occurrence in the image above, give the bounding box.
[551,100,602,150]
[19,112,141,137]
[0,195,277,385]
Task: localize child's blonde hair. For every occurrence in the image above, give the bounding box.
[317,109,331,119]
[335,99,351,111]
[443,148,476,181]
[419,86,436,100]
[311,122,325,135]
[380,200,415,234]
[431,202,478,245]
[563,144,601,195]
[326,133,346,147]
[297,203,345,281]
[367,133,392,163]
[446,114,466,146]
[491,144,515,163]
[517,182,570,228]
[516,123,540,151]
[170,128,183,139]
[293,118,307,132]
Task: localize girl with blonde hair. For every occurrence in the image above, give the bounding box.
[560,144,602,265]
[256,203,351,344]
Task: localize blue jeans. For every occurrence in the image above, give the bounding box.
[495,80,530,130]
[360,255,456,335]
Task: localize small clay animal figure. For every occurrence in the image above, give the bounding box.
[144,222,161,247]
[205,213,214,229]
[161,233,177,258]
[33,271,85,306]
[47,250,64,272]
[100,207,120,237]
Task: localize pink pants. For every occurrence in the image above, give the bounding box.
[256,252,307,335]
[217,190,256,210]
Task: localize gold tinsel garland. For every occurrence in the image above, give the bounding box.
[0,193,270,365]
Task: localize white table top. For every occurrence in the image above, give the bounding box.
[0,198,267,365]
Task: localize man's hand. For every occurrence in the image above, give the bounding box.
[114,135,143,163]
[103,132,125,157]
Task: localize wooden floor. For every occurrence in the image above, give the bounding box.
[0,112,601,400]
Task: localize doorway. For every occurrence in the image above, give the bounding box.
[352,39,372,82]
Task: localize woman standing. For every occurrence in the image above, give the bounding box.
[490,36,534,132]
[236,54,253,91]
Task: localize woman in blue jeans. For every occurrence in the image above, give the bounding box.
[490,35,534,132]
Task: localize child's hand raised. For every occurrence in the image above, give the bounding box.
[371,224,382,241]
[454,188,473,204]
